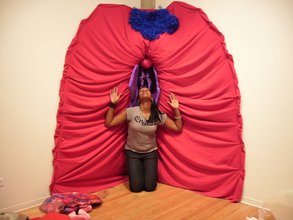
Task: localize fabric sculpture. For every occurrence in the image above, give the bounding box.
[50,2,245,202]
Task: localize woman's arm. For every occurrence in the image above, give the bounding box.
[105,87,127,127]
[163,93,182,132]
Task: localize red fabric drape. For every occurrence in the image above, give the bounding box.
[50,2,245,202]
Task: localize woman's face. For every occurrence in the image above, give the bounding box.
[139,87,152,101]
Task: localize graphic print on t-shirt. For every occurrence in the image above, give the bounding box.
[134,115,156,126]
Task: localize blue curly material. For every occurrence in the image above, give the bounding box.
[129,8,179,41]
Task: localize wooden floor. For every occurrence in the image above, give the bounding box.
[20,183,275,220]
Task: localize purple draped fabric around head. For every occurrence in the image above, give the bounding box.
[129,64,160,107]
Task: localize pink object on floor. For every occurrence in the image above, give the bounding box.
[39,192,101,214]
[68,209,91,220]
[31,213,70,220]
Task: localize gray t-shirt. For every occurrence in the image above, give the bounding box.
[125,106,167,153]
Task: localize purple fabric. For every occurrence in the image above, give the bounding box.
[129,65,160,106]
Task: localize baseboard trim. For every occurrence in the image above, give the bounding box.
[241,196,264,208]
[0,196,49,213]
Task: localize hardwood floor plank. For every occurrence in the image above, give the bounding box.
[205,202,247,220]
[151,193,212,220]
[137,190,199,219]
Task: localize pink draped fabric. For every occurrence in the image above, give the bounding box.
[50,2,245,202]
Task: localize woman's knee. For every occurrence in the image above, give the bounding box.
[129,176,144,192]
[130,184,144,192]
[144,182,157,192]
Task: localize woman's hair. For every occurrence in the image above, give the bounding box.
[148,100,163,123]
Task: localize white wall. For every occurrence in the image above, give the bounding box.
[0,0,292,214]
[158,0,293,214]
[0,0,140,212]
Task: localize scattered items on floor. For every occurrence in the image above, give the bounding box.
[30,213,70,220]
[39,192,102,214]
[246,217,258,220]
[0,212,28,220]
[68,209,90,220]
[30,212,90,220]
[257,208,268,220]
[264,190,293,220]
[246,209,268,220]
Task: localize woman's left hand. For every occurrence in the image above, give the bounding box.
[168,93,179,109]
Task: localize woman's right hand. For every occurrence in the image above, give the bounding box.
[110,87,121,104]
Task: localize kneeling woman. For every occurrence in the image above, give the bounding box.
[105,85,182,192]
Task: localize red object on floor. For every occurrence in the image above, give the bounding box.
[50,2,245,202]
[31,213,70,220]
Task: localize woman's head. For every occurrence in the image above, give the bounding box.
[138,87,152,102]
[138,87,162,123]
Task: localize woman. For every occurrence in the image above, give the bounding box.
[105,86,182,192]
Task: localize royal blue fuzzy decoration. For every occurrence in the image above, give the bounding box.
[129,8,179,41]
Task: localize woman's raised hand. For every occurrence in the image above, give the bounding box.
[168,93,179,109]
[110,87,121,104]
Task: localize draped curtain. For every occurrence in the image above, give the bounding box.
[50,2,245,202]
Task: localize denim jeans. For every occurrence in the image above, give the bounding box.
[125,149,158,192]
